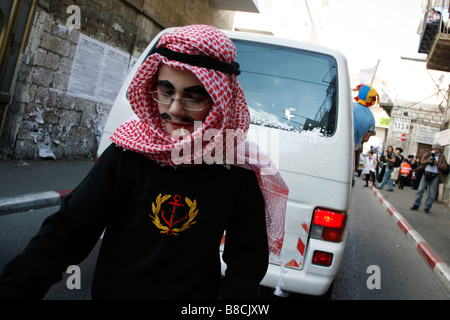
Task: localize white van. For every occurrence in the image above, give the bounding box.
[97,28,354,298]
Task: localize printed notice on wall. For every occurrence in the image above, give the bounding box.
[67,33,130,105]
[415,125,439,145]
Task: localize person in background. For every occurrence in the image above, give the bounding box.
[353,84,378,172]
[377,152,387,183]
[391,147,403,187]
[398,158,412,189]
[427,8,441,23]
[363,150,377,187]
[411,143,448,214]
[412,156,421,190]
[377,145,396,192]
[369,146,379,180]
[406,155,415,187]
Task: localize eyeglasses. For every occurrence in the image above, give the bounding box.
[150,91,212,111]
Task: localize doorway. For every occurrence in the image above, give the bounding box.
[0,0,36,139]
[416,143,432,159]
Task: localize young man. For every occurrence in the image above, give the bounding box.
[411,143,448,214]
[377,146,396,192]
[391,147,403,187]
[0,25,288,299]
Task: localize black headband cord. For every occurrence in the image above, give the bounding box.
[156,47,241,76]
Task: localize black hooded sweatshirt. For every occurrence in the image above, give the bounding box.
[0,144,268,299]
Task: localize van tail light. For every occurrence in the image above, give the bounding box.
[311,208,347,242]
[312,251,333,266]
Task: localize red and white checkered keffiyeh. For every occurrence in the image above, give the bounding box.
[111,24,288,256]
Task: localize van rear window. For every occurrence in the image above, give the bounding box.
[233,40,338,136]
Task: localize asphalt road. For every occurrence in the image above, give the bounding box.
[0,182,449,300]
[331,179,450,299]
[0,206,98,300]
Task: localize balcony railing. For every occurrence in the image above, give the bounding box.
[418,2,450,72]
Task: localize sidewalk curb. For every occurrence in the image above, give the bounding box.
[371,186,450,293]
[0,189,72,215]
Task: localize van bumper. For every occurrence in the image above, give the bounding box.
[260,232,348,296]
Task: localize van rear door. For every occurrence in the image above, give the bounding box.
[230,37,352,270]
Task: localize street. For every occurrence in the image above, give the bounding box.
[0,205,98,300]
[332,178,449,299]
[1,0,449,306]
[0,178,449,300]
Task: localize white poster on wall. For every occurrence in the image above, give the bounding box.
[392,116,411,134]
[67,33,130,105]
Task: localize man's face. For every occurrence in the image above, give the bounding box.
[433,147,440,154]
[362,131,372,143]
[155,64,213,135]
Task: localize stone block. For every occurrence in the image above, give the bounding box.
[38,0,50,11]
[32,48,47,67]
[31,67,53,87]
[14,83,32,103]
[51,24,69,40]
[57,56,72,74]
[17,65,32,83]
[55,93,77,110]
[46,89,59,107]
[59,109,82,127]
[13,140,38,160]
[34,86,49,105]
[41,32,71,57]
[38,11,53,33]
[44,51,60,70]
[42,107,59,124]
[52,72,69,91]
[67,29,80,44]
[16,120,41,141]
[7,101,25,115]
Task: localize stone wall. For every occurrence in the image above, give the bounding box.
[0,0,235,160]
[385,100,445,157]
